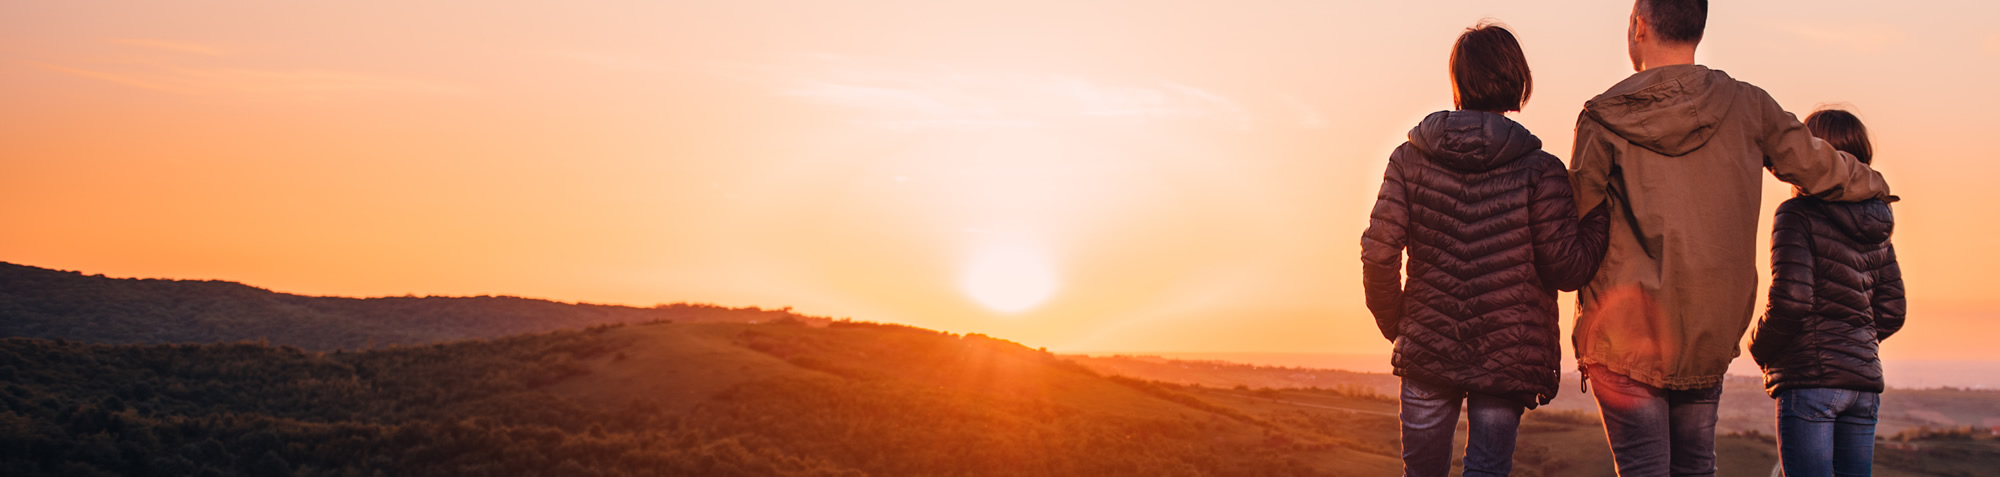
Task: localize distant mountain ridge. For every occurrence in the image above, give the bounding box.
[0,261,826,350]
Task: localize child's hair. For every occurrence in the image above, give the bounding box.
[1804,108,1872,165]
[1450,21,1532,113]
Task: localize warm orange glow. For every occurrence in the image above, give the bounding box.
[3,1,1997,361]
[961,240,1059,314]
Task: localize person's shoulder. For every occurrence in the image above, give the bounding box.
[1384,141,1429,174]
[1706,67,1778,105]
[1388,141,1422,161]
[1519,150,1566,172]
[1573,107,1607,133]
[1775,196,1828,218]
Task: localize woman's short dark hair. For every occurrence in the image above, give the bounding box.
[1804,109,1872,165]
[1637,0,1708,45]
[1451,21,1532,113]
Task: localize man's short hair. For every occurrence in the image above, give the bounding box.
[1450,21,1532,113]
[1638,0,1708,45]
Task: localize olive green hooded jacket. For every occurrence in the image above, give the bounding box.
[1569,64,1893,390]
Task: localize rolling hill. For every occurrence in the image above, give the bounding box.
[0,262,824,350]
[6,319,1990,476]
[0,320,1418,476]
[2,261,1993,475]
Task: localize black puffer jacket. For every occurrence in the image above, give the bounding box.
[1361,110,1610,408]
[1749,197,1905,395]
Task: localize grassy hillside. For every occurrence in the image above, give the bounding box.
[7,319,1990,476]
[0,320,1416,476]
[0,262,823,350]
[4,263,1991,475]
[1067,354,1399,399]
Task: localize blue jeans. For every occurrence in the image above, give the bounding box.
[1776,388,1879,477]
[1400,377,1525,477]
[1585,364,1723,477]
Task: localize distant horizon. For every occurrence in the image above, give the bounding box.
[9,258,1996,391]
[2,260,806,310]
[1065,351,2000,391]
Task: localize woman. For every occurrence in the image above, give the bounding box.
[1360,21,1611,477]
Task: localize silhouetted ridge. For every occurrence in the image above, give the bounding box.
[0,261,827,349]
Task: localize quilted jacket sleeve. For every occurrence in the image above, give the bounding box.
[1361,147,1413,341]
[1750,202,1815,367]
[1871,244,1906,341]
[1529,156,1610,292]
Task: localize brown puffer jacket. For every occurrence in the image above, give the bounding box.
[1748,197,1905,395]
[1362,110,1610,408]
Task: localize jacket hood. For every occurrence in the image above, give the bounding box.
[1406,110,1542,173]
[1821,199,1895,244]
[1582,65,1742,156]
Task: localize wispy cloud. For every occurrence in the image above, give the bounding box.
[764,56,1255,131]
[104,38,232,56]
[1277,94,1328,129]
[180,67,471,95]
[40,38,474,97]
[544,50,671,73]
[1162,82,1251,130]
[41,63,474,97]
[35,63,187,93]
[1783,23,1908,54]
[786,80,958,116]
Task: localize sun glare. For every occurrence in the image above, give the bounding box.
[960,243,1058,314]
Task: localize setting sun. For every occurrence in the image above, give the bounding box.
[960,241,1059,314]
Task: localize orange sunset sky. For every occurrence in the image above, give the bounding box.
[4,1,1998,362]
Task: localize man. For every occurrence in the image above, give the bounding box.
[1568,1,1894,475]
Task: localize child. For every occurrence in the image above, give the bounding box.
[1360,21,1609,477]
[1749,108,1906,477]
